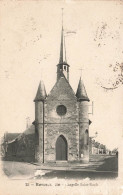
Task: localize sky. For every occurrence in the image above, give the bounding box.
[0,0,123,150]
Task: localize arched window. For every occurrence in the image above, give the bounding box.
[64,65,66,71]
[85,130,88,134]
[84,129,89,145]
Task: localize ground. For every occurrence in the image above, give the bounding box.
[2,155,118,180]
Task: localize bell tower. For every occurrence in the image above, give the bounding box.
[57,8,70,82]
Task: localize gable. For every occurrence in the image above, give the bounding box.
[47,77,77,101]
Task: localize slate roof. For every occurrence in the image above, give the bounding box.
[34,80,47,101]
[4,133,21,143]
[47,75,77,101]
[76,77,90,101]
[2,124,35,144]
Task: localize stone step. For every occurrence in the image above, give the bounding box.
[56,161,68,164]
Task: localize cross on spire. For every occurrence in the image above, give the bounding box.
[62,8,64,29]
[26,117,30,129]
[79,67,85,77]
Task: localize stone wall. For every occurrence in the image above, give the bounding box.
[35,101,44,162]
[35,77,90,163]
[79,101,89,163]
[44,96,79,162]
[44,123,79,162]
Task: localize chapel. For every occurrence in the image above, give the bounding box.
[34,15,91,164]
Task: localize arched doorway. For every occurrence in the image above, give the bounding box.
[56,135,67,161]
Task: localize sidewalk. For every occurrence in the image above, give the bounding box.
[34,162,117,173]
[33,155,118,173]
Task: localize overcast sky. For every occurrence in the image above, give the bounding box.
[0,1,123,150]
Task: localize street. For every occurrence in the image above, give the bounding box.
[2,155,118,180]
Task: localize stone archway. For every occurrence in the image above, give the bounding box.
[56,135,67,161]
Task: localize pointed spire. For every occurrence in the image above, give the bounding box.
[59,25,64,64]
[59,8,67,64]
[57,9,69,82]
[34,80,47,101]
[76,77,90,101]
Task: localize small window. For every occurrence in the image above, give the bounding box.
[85,130,88,134]
[56,105,67,116]
[64,66,66,71]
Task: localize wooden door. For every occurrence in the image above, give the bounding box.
[56,135,67,161]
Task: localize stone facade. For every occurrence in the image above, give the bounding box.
[34,77,90,163]
[34,22,90,164]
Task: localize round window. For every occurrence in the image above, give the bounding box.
[56,105,67,116]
